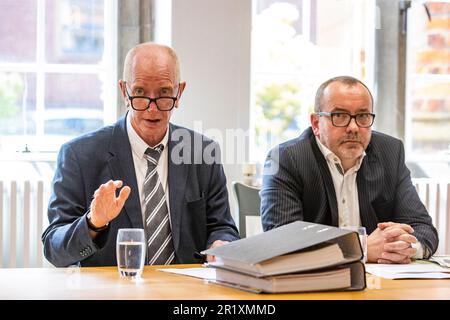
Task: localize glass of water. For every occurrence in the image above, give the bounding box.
[342,226,367,263]
[116,228,145,279]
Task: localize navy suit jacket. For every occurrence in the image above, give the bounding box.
[260,127,438,257]
[42,115,239,267]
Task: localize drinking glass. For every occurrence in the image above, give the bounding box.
[342,226,367,263]
[116,228,146,278]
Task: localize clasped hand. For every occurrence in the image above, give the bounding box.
[367,222,418,264]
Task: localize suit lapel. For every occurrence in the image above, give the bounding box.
[107,114,143,229]
[308,130,339,226]
[167,123,189,251]
[357,143,381,232]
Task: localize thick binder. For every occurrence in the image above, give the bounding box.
[212,261,365,293]
[202,221,366,292]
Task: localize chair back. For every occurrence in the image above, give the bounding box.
[232,181,261,238]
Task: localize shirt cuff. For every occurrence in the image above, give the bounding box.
[411,241,424,259]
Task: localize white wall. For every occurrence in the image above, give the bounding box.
[170,0,252,221]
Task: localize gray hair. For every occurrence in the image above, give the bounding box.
[314,76,374,112]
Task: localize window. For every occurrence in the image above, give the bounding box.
[0,0,117,158]
[250,0,376,162]
[405,1,450,177]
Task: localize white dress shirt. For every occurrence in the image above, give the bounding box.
[126,114,170,226]
[316,137,364,228]
[315,137,423,259]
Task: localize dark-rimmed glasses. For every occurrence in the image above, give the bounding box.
[124,81,180,111]
[317,112,375,128]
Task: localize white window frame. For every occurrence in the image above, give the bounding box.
[0,0,117,159]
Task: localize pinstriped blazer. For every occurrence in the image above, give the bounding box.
[260,127,438,257]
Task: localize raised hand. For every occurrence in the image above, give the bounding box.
[89,180,131,228]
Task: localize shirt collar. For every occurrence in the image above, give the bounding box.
[126,113,169,159]
[315,136,366,174]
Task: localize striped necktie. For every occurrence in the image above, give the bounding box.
[143,145,175,265]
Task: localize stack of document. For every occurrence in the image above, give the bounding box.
[201,221,366,293]
[365,262,450,279]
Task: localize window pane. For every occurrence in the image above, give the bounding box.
[409,2,450,75]
[44,73,103,135]
[46,0,105,64]
[407,2,450,159]
[0,0,37,62]
[0,72,36,135]
[251,0,373,161]
[252,1,311,160]
[410,81,450,154]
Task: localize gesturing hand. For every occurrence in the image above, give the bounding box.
[89,180,131,228]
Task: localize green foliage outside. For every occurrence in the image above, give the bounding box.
[254,82,301,148]
[252,3,318,155]
[0,73,23,118]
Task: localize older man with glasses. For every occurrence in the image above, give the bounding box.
[260,76,438,264]
[42,42,239,267]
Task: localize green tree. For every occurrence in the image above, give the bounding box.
[254,82,301,148]
[252,3,317,157]
[0,73,24,118]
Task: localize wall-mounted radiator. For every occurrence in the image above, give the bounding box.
[0,180,50,268]
[413,179,450,255]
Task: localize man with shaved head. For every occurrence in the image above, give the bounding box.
[43,43,239,267]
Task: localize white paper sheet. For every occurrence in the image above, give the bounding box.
[365,262,450,279]
[430,255,450,268]
[158,267,216,280]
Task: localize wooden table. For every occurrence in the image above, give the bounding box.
[0,264,449,300]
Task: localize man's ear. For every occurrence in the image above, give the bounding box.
[310,113,320,136]
[118,80,128,105]
[174,81,187,108]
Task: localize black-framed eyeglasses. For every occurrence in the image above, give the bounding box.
[124,81,180,111]
[317,111,375,128]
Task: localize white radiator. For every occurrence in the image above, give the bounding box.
[413,179,450,254]
[0,180,50,268]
